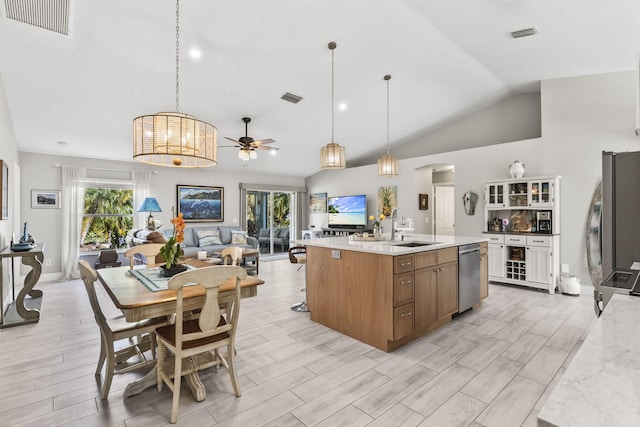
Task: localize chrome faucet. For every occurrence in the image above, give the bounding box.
[390,207,406,241]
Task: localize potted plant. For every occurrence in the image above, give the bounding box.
[159,208,187,277]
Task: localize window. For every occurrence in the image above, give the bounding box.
[81,186,133,251]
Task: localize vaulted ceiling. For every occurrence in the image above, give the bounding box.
[1,0,639,176]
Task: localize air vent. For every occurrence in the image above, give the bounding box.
[281,92,303,104]
[2,0,72,36]
[511,27,537,39]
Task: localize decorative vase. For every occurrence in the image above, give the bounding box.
[160,264,188,277]
[373,226,383,237]
[509,160,525,178]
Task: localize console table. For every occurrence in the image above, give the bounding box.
[0,244,45,328]
[322,227,371,236]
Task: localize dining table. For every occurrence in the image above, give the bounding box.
[96,261,264,400]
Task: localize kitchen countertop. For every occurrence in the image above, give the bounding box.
[295,234,487,255]
[538,294,640,426]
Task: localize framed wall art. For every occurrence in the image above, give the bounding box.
[32,190,61,208]
[1,160,7,219]
[309,192,327,213]
[378,185,397,217]
[177,185,224,222]
[419,193,428,210]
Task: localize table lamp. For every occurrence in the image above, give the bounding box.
[138,197,162,230]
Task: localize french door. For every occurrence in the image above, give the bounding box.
[240,183,306,257]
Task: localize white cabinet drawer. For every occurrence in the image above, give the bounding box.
[505,235,526,245]
[486,234,504,244]
[527,236,552,247]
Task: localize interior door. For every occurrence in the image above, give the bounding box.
[434,185,455,235]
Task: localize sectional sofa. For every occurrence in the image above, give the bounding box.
[127,225,258,258]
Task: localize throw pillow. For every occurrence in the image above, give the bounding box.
[230,230,248,244]
[146,231,166,244]
[197,229,222,247]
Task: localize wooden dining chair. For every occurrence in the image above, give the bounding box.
[155,265,247,423]
[78,260,167,399]
[221,246,243,266]
[124,243,164,269]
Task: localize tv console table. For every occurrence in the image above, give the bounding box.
[322,227,371,236]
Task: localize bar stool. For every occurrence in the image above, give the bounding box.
[288,246,309,312]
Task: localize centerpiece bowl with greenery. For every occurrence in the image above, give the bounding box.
[159,209,187,277]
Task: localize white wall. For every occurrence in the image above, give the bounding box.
[0,71,21,316]
[19,152,305,277]
[307,70,639,288]
[389,92,542,162]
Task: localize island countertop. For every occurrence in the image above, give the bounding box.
[538,293,640,427]
[295,234,487,255]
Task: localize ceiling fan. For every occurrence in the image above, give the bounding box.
[222,117,279,161]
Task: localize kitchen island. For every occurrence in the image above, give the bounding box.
[538,293,640,426]
[300,235,488,352]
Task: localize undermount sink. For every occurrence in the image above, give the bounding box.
[392,241,440,247]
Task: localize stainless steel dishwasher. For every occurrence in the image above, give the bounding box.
[458,243,481,313]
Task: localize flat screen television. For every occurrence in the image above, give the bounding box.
[327,194,367,228]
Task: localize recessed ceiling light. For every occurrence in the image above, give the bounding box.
[270,148,277,155]
[511,27,538,39]
[189,48,202,60]
[338,103,347,111]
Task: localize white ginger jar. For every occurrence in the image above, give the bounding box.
[509,160,525,178]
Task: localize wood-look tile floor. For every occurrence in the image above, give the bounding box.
[0,260,595,426]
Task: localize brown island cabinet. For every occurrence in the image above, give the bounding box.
[304,238,489,352]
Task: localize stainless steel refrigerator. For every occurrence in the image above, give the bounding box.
[601,150,640,277]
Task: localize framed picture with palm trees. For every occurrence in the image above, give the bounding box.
[177,185,224,222]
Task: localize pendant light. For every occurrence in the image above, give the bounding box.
[133,0,217,168]
[378,74,399,177]
[320,41,346,170]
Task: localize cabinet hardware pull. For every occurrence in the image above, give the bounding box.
[401,280,411,285]
[400,262,411,267]
[400,312,412,317]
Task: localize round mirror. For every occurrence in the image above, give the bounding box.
[586,182,602,287]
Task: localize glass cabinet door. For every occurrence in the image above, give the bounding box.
[529,180,553,206]
[486,184,505,207]
[508,182,528,207]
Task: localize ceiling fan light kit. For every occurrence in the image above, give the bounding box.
[378,74,399,177]
[238,148,257,161]
[321,41,346,170]
[132,0,217,168]
[223,117,278,162]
